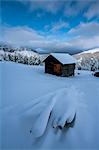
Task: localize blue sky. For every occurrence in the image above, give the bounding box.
[1,0,99,53]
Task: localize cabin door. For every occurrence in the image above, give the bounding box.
[54,64,62,75]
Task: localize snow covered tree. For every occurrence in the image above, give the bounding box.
[24,55,28,64]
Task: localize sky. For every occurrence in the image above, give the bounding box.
[0,0,99,54]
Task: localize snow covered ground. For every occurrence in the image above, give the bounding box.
[0,61,99,149]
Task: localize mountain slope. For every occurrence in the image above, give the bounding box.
[74,48,99,71]
[80,48,99,54]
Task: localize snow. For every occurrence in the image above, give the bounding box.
[0,61,99,149]
[51,87,77,129]
[48,53,77,64]
[0,50,4,61]
[95,70,99,73]
[17,50,38,57]
[81,48,99,54]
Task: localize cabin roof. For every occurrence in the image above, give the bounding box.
[44,53,77,64]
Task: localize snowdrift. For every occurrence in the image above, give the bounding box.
[0,62,99,149]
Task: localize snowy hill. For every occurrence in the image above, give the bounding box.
[0,49,42,65]
[17,50,37,57]
[81,48,99,54]
[0,61,99,149]
[0,43,47,65]
[74,48,99,71]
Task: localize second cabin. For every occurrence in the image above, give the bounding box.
[43,53,76,77]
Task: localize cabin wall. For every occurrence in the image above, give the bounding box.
[45,62,54,74]
[44,55,62,75]
[62,64,75,77]
[45,62,62,75]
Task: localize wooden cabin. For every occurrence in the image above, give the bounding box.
[43,53,76,77]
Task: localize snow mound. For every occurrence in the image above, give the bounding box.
[51,87,78,129]
[14,86,79,138]
[2,86,80,139]
[21,93,56,138]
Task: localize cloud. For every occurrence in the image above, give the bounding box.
[18,0,90,17]
[1,25,71,52]
[18,0,64,14]
[67,22,99,50]
[17,0,99,23]
[36,12,44,18]
[17,0,99,21]
[69,35,99,50]
[68,22,99,37]
[1,23,99,54]
[50,20,69,32]
[1,25,44,46]
[44,20,69,33]
[84,1,99,20]
[64,0,90,17]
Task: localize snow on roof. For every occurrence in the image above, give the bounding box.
[49,53,77,64]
